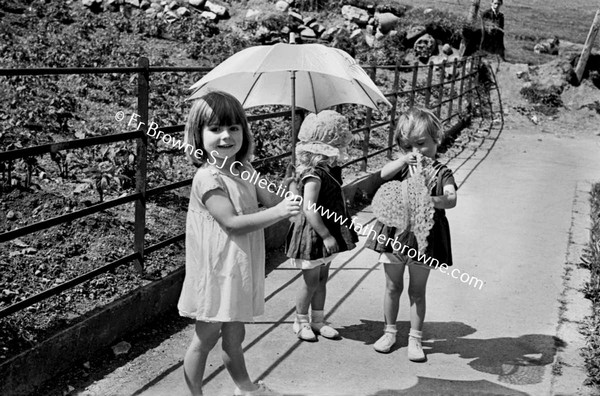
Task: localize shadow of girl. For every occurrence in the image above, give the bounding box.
[338,320,564,385]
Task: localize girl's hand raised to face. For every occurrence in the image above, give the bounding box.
[275,195,302,218]
[402,152,418,166]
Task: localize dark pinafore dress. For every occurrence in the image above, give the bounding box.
[286,165,358,260]
[364,161,456,267]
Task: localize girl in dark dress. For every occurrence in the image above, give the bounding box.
[365,108,458,361]
[286,110,358,342]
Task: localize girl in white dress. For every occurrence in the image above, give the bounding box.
[178,91,301,396]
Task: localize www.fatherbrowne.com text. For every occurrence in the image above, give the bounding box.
[115,110,484,290]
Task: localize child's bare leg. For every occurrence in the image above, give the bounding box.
[382,263,406,325]
[406,264,430,362]
[309,263,330,311]
[296,266,321,314]
[221,322,257,392]
[407,265,430,331]
[183,321,221,396]
[309,263,339,338]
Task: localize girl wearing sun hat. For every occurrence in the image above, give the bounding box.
[285,110,358,342]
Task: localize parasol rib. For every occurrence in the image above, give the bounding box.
[355,81,381,113]
[242,72,264,106]
[307,72,318,113]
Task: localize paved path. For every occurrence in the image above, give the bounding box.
[80,108,600,395]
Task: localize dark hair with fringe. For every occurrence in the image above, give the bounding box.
[394,107,443,152]
[184,91,253,167]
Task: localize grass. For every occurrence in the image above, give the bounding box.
[391,0,599,64]
[579,183,600,387]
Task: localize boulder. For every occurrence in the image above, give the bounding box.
[140,0,151,9]
[82,0,103,11]
[303,16,316,26]
[413,33,436,62]
[561,79,600,110]
[125,0,141,6]
[534,37,560,56]
[350,28,363,40]
[168,0,178,9]
[321,27,339,41]
[375,12,399,34]
[275,0,289,12]
[205,0,228,18]
[300,27,316,39]
[164,9,179,22]
[375,4,407,17]
[200,10,217,20]
[150,2,162,10]
[188,0,205,7]
[312,23,326,36]
[288,11,303,24]
[82,0,99,6]
[145,7,157,15]
[441,43,453,55]
[245,9,260,19]
[341,5,369,26]
[104,0,120,11]
[176,6,190,16]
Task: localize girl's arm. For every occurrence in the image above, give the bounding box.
[381,152,415,180]
[204,189,300,236]
[255,175,295,208]
[302,177,339,254]
[431,184,457,209]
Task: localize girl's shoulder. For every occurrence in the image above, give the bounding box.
[432,161,457,188]
[192,166,228,200]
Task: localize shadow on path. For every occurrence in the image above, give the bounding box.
[368,377,530,395]
[340,320,564,387]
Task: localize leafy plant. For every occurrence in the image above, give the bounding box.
[580,182,600,387]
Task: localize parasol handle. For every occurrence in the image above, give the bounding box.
[291,69,297,166]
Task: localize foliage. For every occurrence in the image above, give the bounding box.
[580,183,600,388]
[401,7,467,48]
[520,84,563,116]
[187,28,257,64]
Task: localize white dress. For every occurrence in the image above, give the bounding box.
[177,165,265,322]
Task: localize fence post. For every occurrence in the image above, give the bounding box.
[457,58,467,114]
[409,62,418,107]
[436,61,446,118]
[134,57,149,274]
[465,56,476,111]
[447,58,458,120]
[424,61,434,108]
[387,61,401,159]
[361,65,376,171]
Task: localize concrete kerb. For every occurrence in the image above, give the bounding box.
[551,180,596,395]
[0,267,186,396]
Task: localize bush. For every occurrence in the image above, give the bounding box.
[520,84,563,116]
[580,183,600,387]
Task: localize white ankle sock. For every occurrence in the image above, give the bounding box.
[296,313,309,324]
[384,324,398,334]
[409,328,422,339]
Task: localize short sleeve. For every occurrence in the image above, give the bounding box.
[300,171,322,183]
[439,167,457,191]
[193,167,226,203]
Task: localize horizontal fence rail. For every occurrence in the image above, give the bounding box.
[0,54,485,320]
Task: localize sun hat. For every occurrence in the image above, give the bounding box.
[295,110,353,160]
